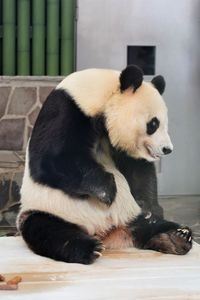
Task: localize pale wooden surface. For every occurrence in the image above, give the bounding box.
[0,237,200,299]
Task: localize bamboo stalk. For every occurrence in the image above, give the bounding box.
[17,0,30,75]
[61,0,75,75]
[3,0,16,75]
[46,0,59,75]
[32,0,45,75]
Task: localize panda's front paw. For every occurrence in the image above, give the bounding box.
[95,172,117,206]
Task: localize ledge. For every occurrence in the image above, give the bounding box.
[0,76,64,82]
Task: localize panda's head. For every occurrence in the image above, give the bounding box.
[105,65,173,162]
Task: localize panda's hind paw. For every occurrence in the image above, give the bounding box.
[63,237,105,264]
[145,226,193,255]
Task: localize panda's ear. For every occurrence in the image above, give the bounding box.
[151,75,166,95]
[120,65,143,92]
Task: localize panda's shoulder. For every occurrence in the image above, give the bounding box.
[56,69,120,117]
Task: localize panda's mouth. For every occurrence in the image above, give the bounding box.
[146,145,161,160]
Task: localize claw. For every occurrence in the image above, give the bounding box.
[145,212,152,219]
[176,231,183,237]
[177,228,189,236]
[181,229,189,234]
[94,251,102,257]
[100,245,106,251]
[96,242,105,251]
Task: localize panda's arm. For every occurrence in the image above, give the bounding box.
[29,89,116,205]
[111,148,163,218]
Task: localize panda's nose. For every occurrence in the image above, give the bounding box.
[162,147,172,155]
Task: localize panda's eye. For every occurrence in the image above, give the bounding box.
[147,117,160,135]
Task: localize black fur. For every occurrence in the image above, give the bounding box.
[21,211,104,264]
[120,65,143,92]
[92,114,107,137]
[130,213,192,255]
[151,75,166,95]
[111,147,163,218]
[29,89,116,206]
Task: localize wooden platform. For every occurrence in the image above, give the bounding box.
[1,237,200,299]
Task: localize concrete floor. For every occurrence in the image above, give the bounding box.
[160,195,200,244]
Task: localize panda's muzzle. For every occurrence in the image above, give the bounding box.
[146,143,173,160]
[146,144,162,159]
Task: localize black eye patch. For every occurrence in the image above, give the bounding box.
[147,117,160,135]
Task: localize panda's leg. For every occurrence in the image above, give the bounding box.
[129,213,193,255]
[20,211,104,264]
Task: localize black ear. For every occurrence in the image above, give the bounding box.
[151,75,166,95]
[120,65,143,92]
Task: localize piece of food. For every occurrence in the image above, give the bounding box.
[0,275,5,282]
[0,275,22,291]
[7,276,22,285]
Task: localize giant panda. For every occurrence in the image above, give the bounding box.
[17,65,192,264]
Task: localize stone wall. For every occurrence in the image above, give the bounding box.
[0,76,63,151]
[0,76,63,235]
[0,151,24,234]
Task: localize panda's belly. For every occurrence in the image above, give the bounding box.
[18,148,141,236]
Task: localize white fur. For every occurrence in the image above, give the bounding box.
[56,69,120,117]
[104,82,173,161]
[18,141,141,236]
